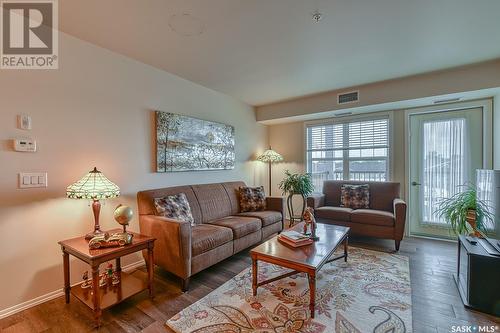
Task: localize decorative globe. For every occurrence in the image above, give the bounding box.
[114,204,133,226]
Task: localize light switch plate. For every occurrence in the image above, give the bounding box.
[19,173,47,188]
[17,115,32,130]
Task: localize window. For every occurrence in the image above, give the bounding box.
[306,117,390,192]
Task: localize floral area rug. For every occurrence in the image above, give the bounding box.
[166,247,412,333]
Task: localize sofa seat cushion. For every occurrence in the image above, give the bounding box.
[191,224,233,257]
[208,216,262,239]
[315,207,353,221]
[351,209,395,227]
[237,210,281,227]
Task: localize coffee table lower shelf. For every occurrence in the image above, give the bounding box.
[71,272,148,310]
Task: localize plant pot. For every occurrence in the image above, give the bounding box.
[466,209,481,237]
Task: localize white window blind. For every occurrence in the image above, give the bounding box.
[306,117,390,192]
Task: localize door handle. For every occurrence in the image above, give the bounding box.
[411,181,421,186]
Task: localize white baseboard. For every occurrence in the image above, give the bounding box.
[0,259,146,320]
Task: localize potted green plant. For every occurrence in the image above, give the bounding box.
[435,184,493,236]
[278,170,314,226]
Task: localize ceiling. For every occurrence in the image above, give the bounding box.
[59,0,500,106]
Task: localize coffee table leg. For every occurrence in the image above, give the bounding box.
[344,236,349,262]
[308,272,316,318]
[252,258,258,296]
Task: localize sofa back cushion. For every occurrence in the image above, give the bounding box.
[191,183,233,223]
[222,181,247,215]
[137,185,203,224]
[323,180,400,212]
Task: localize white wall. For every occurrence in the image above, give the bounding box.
[0,33,267,313]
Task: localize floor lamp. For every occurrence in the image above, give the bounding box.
[257,147,283,196]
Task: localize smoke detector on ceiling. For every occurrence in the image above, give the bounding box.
[312,10,323,23]
[168,13,205,37]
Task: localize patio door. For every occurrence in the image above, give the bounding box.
[409,108,483,238]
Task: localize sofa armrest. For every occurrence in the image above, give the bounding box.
[393,198,407,240]
[307,194,325,209]
[139,214,192,279]
[266,196,285,229]
[266,196,285,212]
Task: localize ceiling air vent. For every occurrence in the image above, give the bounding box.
[337,91,359,104]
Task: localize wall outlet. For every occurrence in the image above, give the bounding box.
[19,173,47,188]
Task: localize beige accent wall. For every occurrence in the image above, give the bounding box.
[0,33,267,312]
[257,59,500,123]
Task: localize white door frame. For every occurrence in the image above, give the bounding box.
[404,98,493,238]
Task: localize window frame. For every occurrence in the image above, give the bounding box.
[304,112,394,186]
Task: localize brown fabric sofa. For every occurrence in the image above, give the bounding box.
[307,180,406,251]
[137,181,284,290]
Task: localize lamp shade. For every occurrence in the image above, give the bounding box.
[66,167,120,200]
[257,148,283,163]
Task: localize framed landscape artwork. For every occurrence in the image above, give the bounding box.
[155,111,235,172]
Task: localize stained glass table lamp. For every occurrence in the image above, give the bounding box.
[67,167,120,240]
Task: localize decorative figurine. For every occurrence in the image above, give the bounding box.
[112,271,120,286]
[106,263,114,278]
[303,207,319,241]
[89,232,132,249]
[81,271,92,289]
[99,272,107,287]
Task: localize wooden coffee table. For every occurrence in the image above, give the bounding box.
[250,223,349,318]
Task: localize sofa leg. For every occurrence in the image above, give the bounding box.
[181,278,190,292]
[395,240,401,251]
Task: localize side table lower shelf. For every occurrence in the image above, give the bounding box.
[71,271,148,310]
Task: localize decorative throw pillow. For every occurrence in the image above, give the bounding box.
[153,193,195,226]
[340,184,370,209]
[238,186,266,212]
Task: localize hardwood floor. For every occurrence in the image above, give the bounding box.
[1,236,498,332]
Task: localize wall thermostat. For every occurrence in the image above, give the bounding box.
[17,115,32,130]
[13,138,37,152]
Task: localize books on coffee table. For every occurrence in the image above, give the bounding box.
[278,230,313,248]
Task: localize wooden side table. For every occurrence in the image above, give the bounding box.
[59,230,156,327]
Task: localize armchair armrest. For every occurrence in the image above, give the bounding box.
[393,198,407,240]
[139,214,192,279]
[307,194,325,209]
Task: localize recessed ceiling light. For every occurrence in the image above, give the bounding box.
[168,13,205,37]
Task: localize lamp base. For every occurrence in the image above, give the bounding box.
[85,199,103,241]
[85,229,105,241]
